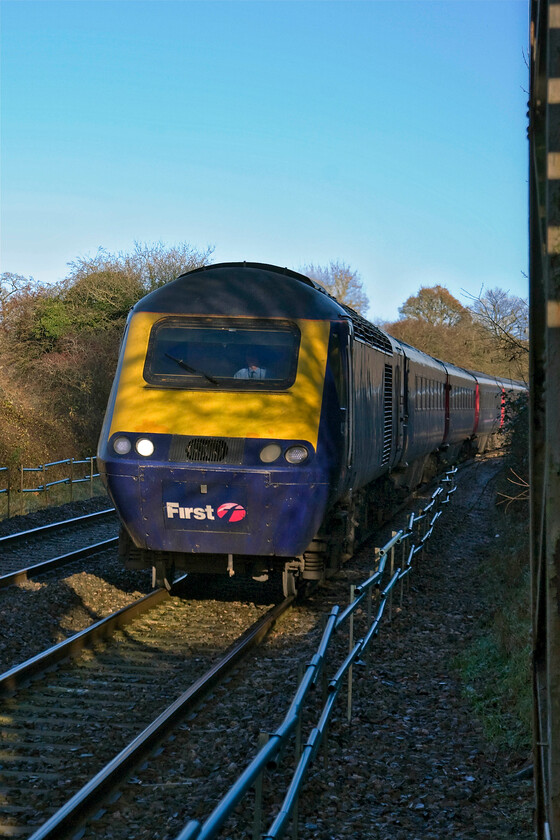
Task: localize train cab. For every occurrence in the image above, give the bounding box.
[97,263,356,590]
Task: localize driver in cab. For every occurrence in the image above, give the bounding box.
[234,353,267,380]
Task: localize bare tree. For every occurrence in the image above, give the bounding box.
[302,261,369,316]
[384,283,529,380]
[61,241,215,331]
[66,240,214,294]
[466,286,529,363]
[0,273,38,324]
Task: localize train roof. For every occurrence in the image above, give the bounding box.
[133,262,394,354]
[469,370,527,391]
[133,262,346,319]
[388,337,447,373]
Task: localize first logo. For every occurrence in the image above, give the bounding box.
[217,502,247,523]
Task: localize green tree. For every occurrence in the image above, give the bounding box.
[302,261,369,315]
[384,285,479,368]
[0,274,61,358]
[30,297,72,348]
[398,284,469,327]
[63,268,144,332]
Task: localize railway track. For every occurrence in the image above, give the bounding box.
[0,537,119,589]
[0,585,289,839]
[0,464,479,839]
[0,509,119,580]
[0,508,115,547]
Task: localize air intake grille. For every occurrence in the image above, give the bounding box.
[186,439,227,462]
[169,436,244,464]
[382,364,393,464]
[338,303,394,354]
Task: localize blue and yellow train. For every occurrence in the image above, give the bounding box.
[97,262,525,594]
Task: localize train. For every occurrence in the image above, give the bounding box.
[97,262,525,595]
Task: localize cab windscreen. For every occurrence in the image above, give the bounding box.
[143,317,301,390]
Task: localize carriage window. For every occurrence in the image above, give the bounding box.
[143,317,300,390]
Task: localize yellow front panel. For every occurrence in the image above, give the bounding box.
[108,313,330,448]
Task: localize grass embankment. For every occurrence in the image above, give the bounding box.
[455,469,531,758]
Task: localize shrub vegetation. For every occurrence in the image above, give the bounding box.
[0,243,213,471]
[1,263,528,491]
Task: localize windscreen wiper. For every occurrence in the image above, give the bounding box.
[164,353,219,385]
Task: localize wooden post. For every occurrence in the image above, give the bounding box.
[529,2,560,835]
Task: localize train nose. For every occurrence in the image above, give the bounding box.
[104,462,329,558]
[156,466,329,556]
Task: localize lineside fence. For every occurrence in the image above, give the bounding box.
[0,457,104,519]
[174,468,457,840]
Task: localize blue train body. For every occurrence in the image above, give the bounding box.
[97,263,524,593]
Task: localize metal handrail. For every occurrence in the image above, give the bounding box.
[177,606,341,840]
[0,456,102,517]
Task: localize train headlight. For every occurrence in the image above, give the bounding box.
[259,444,282,463]
[135,438,155,457]
[284,445,308,464]
[113,436,132,455]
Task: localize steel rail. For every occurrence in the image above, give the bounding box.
[0,585,169,695]
[0,507,115,545]
[26,595,294,840]
[0,537,118,589]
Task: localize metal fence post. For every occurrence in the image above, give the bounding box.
[389,532,396,621]
[295,662,304,762]
[322,669,329,769]
[253,732,269,840]
[291,662,305,840]
[90,457,94,498]
[366,570,373,662]
[374,547,381,642]
[292,662,305,840]
[19,465,24,515]
[291,802,299,840]
[347,584,355,722]
[400,536,406,608]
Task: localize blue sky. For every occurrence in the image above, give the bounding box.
[1,0,529,322]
